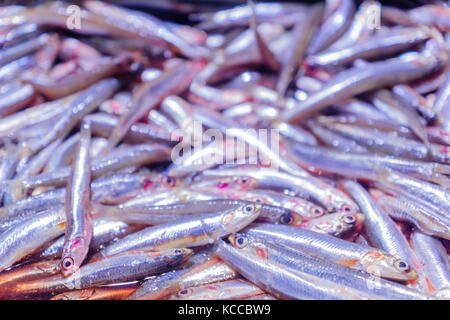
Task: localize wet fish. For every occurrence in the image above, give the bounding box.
[11,248,192,295]
[244,223,418,281]
[98,202,262,257]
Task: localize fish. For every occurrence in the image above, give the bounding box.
[298,211,365,239]
[99,199,298,227]
[193,2,308,30]
[307,0,355,55]
[309,28,431,67]
[227,233,432,299]
[374,169,450,217]
[370,189,450,240]
[199,167,359,213]
[17,78,120,159]
[168,279,265,300]
[0,81,34,117]
[0,33,48,67]
[411,231,450,298]
[282,48,445,122]
[0,260,60,289]
[23,55,134,100]
[50,283,139,300]
[61,121,93,277]
[105,60,203,151]
[276,3,324,96]
[288,141,450,181]
[0,0,449,301]
[39,218,141,260]
[11,248,193,296]
[127,251,238,300]
[97,202,262,257]
[0,207,65,273]
[2,144,171,197]
[243,223,418,281]
[341,180,425,290]
[215,239,381,300]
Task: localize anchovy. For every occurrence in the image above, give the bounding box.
[288,141,450,181]
[215,239,382,300]
[98,202,261,257]
[61,122,93,277]
[199,167,359,213]
[228,233,431,299]
[411,231,450,298]
[38,219,141,260]
[244,223,418,281]
[11,248,192,295]
[127,251,237,300]
[282,50,445,122]
[0,207,65,273]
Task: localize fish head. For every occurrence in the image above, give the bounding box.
[361,250,418,281]
[234,176,258,190]
[173,284,220,300]
[61,236,90,277]
[221,203,262,233]
[35,260,61,275]
[51,288,95,300]
[306,212,364,238]
[228,233,269,260]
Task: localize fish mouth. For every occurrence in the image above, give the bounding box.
[228,234,237,245]
[381,269,418,282]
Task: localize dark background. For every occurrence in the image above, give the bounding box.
[0,0,438,9]
[0,0,439,25]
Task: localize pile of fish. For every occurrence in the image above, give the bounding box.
[0,0,448,300]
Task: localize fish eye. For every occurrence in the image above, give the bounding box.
[341,205,353,213]
[162,176,176,187]
[342,214,356,225]
[310,206,324,217]
[251,197,265,204]
[178,289,192,296]
[235,235,249,248]
[279,214,293,225]
[243,204,256,214]
[394,260,410,272]
[236,177,253,188]
[61,257,74,270]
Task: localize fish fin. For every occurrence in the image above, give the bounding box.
[338,258,359,267]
